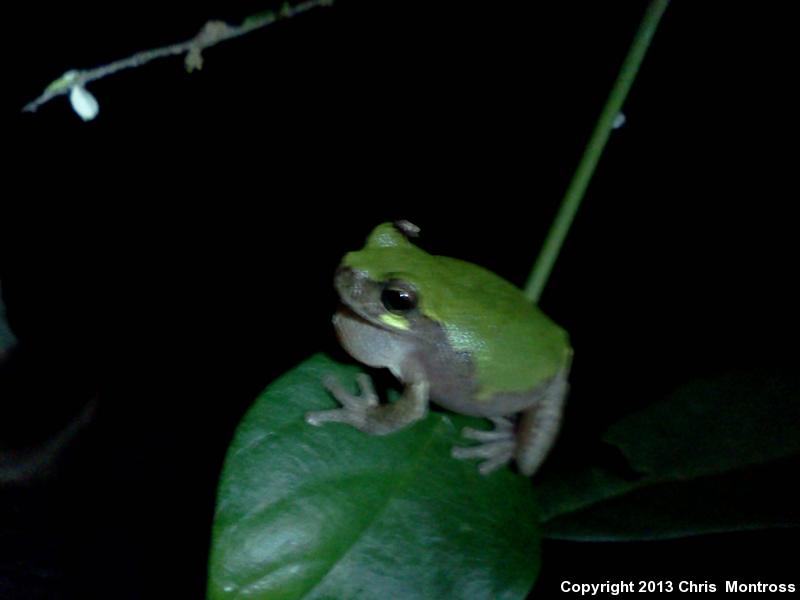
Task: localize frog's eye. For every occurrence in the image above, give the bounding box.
[381,280,418,314]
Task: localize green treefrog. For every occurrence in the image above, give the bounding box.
[306,221,572,476]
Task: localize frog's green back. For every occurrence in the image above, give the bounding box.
[344,224,570,399]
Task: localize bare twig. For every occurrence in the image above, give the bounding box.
[22,0,333,115]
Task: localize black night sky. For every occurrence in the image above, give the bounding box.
[1,2,798,598]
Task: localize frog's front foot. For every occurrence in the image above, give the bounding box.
[306,373,379,431]
[451,416,516,476]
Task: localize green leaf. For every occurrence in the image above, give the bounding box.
[605,370,800,479]
[535,369,800,540]
[208,354,540,600]
[542,455,800,540]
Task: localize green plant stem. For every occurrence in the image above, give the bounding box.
[524,0,670,304]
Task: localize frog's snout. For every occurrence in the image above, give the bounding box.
[334,265,355,293]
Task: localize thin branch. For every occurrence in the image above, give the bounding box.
[524,0,670,304]
[22,0,334,114]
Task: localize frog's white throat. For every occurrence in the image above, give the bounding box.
[333,303,415,372]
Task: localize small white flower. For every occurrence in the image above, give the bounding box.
[613,112,626,130]
[69,84,99,121]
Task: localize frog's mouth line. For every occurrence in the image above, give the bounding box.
[336,301,369,324]
[335,301,394,332]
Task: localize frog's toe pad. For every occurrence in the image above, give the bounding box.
[306,407,366,429]
[461,426,513,442]
[305,409,339,426]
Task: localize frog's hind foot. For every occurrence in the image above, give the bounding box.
[452,416,516,476]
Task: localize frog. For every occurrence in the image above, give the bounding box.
[305,221,572,476]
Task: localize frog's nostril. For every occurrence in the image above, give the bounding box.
[334,266,360,299]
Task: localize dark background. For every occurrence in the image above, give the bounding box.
[1,1,797,598]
